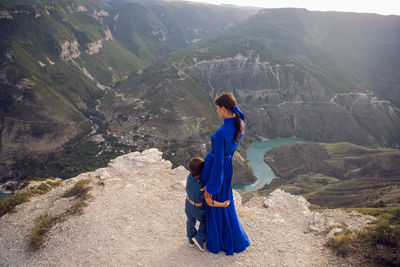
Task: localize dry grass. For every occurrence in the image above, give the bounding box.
[327,207,400,266]
[0,192,31,217]
[30,179,92,251]
[0,179,62,217]
[30,214,64,251]
[61,179,91,199]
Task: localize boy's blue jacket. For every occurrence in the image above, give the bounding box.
[186,174,205,204]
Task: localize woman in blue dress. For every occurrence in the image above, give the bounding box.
[201,92,250,255]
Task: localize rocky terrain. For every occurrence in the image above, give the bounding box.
[183,54,400,146]
[1,1,400,195]
[0,149,377,266]
[260,142,400,207]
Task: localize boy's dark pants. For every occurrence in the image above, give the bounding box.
[185,200,207,244]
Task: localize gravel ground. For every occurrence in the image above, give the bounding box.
[0,149,363,266]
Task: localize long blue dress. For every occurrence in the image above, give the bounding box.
[201,118,250,255]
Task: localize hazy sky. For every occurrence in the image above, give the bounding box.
[183,0,400,16]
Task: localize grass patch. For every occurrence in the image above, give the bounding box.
[0,192,31,217]
[327,207,400,266]
[30,183,52,195]
[0,179,62,217]
[66,197,89,216]
[62,179,91,216]
[46,180,63,188]
[30,214,64,251]
[61,179,91,199]
[345,206,400,225]
[30,179,92,251]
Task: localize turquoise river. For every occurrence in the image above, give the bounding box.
[1,138,304,199]
[233,138,305,191]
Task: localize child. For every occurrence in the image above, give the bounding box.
[185,157,230,251]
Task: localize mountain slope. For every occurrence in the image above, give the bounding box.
[104,8,400,176]
[0,0,149,182]
[1,4,399,185]
[105,0,257,62]
[260,142,400,207]
[173,9,400,146]
[0,0,256,182]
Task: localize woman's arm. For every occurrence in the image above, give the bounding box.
[205,131,225,195]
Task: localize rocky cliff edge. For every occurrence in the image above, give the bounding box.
[0,149,376,266]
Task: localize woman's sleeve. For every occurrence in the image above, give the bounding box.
[206,130,225,194]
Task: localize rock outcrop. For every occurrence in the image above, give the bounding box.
[60,40,80,60]
[85,40,103,55]
[0,10,13,19]
[0,149,374,266]
[185,55,400,147]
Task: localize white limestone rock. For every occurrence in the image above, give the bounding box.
[104,29,113,40]
[60,40,80,60]
[77,6,87,12]
[326,228,343,238]
[0,10,13,19]
[94,10,109,17]
[86,40,103,55]
[233,189,242,208]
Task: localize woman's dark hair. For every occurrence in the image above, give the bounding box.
[215,92,244,143]
[189,157,204,177]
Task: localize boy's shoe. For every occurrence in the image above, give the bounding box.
[192,236,205,252]
[189,239,195,247]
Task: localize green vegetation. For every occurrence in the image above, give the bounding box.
[260,142,400,208]
[327,207,400,266]
[0,191,31,217]
[36,137,131,180]
[0,179,62,217]
[61,179,90,199]
[0,85,14,114]
[61,179,91,216]
[30,179,92,251]
[30,214,63,251]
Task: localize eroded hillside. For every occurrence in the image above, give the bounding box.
[260,142,400,207]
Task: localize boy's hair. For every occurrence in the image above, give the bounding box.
[189,157,204,177]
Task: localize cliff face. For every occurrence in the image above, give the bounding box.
[0,149,375,266]
[185,55,400,147]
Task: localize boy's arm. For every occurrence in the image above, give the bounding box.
[204,191,230,208]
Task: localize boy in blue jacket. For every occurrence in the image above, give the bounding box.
[185,157,230,251]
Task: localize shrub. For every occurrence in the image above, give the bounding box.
[326,234,357,257]
[327,207,400,266]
